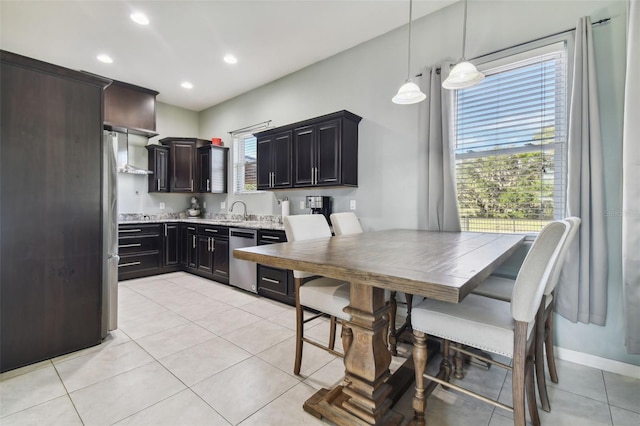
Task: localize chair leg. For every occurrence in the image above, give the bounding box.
[453,343,465,379]
[526,351,541,426]
[329,316,337,351]
[294,278,304,375]
[412,330,428,426]
[388,291,398,355]
[440,339,452,385]
[513,322,528,426]
[536,309,551,412]
[545,309,559,383]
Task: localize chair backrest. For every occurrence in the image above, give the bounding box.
[511,220,570,323]
[330,212,363,236]
[283,214,332,278]
[543,217,581,296]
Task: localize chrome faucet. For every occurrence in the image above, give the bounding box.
[230,200,248,221]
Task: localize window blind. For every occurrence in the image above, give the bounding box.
[233,135,257,193]
[454,46,567,233]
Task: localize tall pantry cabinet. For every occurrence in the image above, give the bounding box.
[0,51,110,372]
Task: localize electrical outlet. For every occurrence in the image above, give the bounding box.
[203,202,207,209]
[159,202,165,210]
[300,201,305,210]
[220,201,226,209]
[350,200,356,210]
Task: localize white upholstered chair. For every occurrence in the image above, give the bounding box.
[472,217,580,411]
[284,214,352,376]
[330,212,363,236]
[410,220,570,426]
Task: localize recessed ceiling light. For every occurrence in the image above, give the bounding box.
[223,55,238,64]
[181,82,193,89]
[130,12,149,25]
[97,54,113,64]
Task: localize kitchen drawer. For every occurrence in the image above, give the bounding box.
[118,252,161,277]
[118,223,161,236]
[258,229,286,244]
[257,264,293,305]
[118,234,160,255]
[198,224,229,238]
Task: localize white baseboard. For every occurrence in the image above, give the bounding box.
[555,346,640,379]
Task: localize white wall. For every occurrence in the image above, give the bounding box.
[117,102,199,215]
[195,0,637,366]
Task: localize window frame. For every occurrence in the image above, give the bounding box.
[232,132,260,195]
[452,33,574,236]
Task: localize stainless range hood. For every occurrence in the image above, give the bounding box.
[106,130,153,175]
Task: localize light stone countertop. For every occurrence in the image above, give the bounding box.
[118,216,285,231]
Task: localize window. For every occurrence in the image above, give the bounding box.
[233,134,258,193]
[454,41,569,233]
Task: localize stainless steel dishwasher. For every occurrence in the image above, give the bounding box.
[229,228,258,293]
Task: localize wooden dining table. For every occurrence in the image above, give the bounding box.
[233,229,524,425]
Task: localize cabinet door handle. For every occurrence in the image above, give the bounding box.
[157,178,160,191]
[164,224,167,237]
[315,168,319,185]
[191,179,194,191]
[261,277,280,284]
[119,261,141,268]
[118,243,141,248]
[207,179,210,191]
[120,229,141,233]
[192,235,196,248]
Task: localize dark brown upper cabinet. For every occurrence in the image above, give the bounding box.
[197,145,229,193]
[256,130,293,190]
[104,80,158,137]
[255,110,361,190]
[146,144,170,192]
[160,137,213,193]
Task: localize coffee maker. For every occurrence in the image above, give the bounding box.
[306,196,332,224]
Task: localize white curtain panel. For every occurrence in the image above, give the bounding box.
[622,0,640,354]
[425,63,461,232]
[556,17,609,325]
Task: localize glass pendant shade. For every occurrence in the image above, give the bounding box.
[392,79,426,104]
[442,61,485,89]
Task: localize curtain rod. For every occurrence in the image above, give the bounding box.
[429,17,610,76]
[228,120,272,135]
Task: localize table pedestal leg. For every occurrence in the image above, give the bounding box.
[303,282,403,425]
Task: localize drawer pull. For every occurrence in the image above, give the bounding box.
[119,243,142,248]
[187,227,196,231]
[205,229,218,233]
[120,229,141,233]
[119,261,142,267]
[261,277,280,284]
[261,235,281,240]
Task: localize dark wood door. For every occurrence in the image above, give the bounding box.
[196,146,210,193]
[0,51,108,372]
[272,131,292,188]
[170,142,195,192]
[187,228,198,269]
[197,235,213,274]
[212,238,229,279]
[147,145,169,192]
[256,135,273,190]
[293,125,315,186]
[164,223,179,267]
[316,119,341,185]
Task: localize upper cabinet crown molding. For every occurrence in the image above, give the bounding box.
[104,80,159,137]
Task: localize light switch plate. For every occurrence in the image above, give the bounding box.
[203,202,207,209]
[300,201,305,210]
[220,201,226,209]
[350,200,356,210]
[159,202,165,210]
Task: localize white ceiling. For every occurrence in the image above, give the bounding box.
[0,0,456,111]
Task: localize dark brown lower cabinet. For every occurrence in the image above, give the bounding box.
[118,224,162,280]
[0,51,110,372]
[257,230,295,305]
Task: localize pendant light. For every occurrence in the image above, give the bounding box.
[442,0,485,90]
[392,0,426,104]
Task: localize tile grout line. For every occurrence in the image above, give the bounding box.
[50,360,85,425]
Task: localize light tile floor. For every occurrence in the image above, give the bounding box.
[1,272,639,425]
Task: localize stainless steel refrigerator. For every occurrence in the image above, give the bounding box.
[102,130,119,337]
